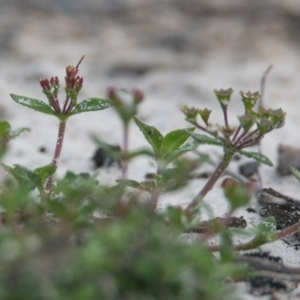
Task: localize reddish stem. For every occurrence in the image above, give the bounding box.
[185,150,233,212]
[45,120,67,191]
[122,123,129,178]
[222,106,229,127]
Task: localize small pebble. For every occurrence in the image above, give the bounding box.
[277,144,300,176]
[239,161,259,178]
[92,145,121,168]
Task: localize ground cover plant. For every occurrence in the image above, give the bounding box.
[0,57,299,299]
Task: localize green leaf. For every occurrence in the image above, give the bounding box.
[186,131,223,146]
[0,121,11,137]
[10,94,56,116]
[220,231,234,263]
[252,216,277,243]
[47,198,68,218]
[116,179,140,189]
[164,138,200,164]
[2,164,34,188]
[2,163,55,191]
[116,179,155,192]
[129,148,156,159]
[223,183,250,210]
[134,117,163,158]
[70,98,112,115]
[160,128,195,158]
[33,164,56,187]
[291,166,300,182]
[9,127,30,139]
[237,150,273,166]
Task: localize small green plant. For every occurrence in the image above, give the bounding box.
[10,56,112,191]
[1,58,299,299]
[182,88,285,211]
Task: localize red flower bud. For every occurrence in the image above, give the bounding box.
[107,86,117,99]
[132,89,144,103]
[40,78,51,91]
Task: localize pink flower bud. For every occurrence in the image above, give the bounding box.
[132,89,144,103]
[107,86,117,99]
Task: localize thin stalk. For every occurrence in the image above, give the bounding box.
[45,120,67,191]
[232,125,241,143]
[222,106,229,127]
[260,64,273,107]
[233,128,259,148]
[122,123,129,178]
[207,219,300,252]
[194,121,228,144]
[62,95,71,113]
[185,149,234,212]
[150,187,162,210]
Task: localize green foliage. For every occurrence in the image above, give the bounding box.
[70,98,113,115]
[134,117,163,158]
[134,117,198,165]
[2,58,289,300]
[185,131,222,146]
[291,166,300,182]
[222,179,251,211]
[0,121,29,157]
[10,94,57,116]
[2,163,56,193]
[236,150,273,166]
[0,174,240,300]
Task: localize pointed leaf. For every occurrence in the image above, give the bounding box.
[165,138,200,164]
[9,127,30,139]
[116,179,140,189]
[161,128,195,158]
[220,231,234,263]
[0,121,11,138]
[2,164,34,188]
[134,117,163,158]
[186,131,223,146]
[237,150,273,166]
[70,98,112,115]
[291,166,300,182]
[129,148,155,159]
[10,94,56,116]
[33,164,56,187]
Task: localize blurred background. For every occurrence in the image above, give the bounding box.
[0,0,300,180]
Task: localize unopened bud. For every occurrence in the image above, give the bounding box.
[132,89,144,103]
[213,88,234,108]
[198,108,211,125]
[240,91,260,112]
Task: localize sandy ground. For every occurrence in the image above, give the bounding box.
[1,1,300,298]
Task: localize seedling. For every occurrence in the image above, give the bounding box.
[182,88,285,211]
[9,56,112,191]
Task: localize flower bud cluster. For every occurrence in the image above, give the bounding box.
[65,65,84,102]
[39,56,85,114]
[40,76,61,113]
[182,88,286,150]
[107,87,144,125]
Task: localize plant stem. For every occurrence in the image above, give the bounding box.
[207,219,300,252]
[122,123,129,178]
[185,149,234,212]
[222,106,229,127]
[45,120,67,191]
